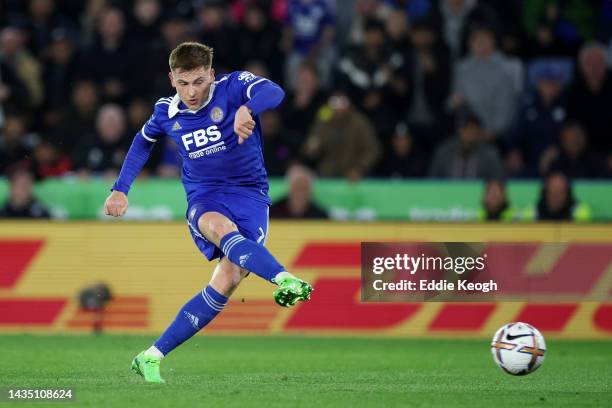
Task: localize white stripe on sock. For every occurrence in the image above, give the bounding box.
[221,236,239,253]
[201,291,223,312]
[225,237,245,257]
[201,289,224,311]
[203,288,226,308]
[222,235,243,254]
[201,289,221,309]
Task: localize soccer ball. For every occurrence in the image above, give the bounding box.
[490,322,546,375]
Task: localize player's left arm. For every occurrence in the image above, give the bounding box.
[232,73,285,144]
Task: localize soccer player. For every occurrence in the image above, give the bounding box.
[103,42,313,384]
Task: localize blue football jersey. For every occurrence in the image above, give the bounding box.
[141,71,272,204]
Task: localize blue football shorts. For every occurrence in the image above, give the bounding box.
[186,191,269,261]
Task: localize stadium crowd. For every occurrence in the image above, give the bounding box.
[1,0,612,187]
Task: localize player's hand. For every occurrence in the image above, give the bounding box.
[234,105,255,144]
[104,190,128,217]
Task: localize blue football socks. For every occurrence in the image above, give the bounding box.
[153,285,228,355]
[220,231,285,282]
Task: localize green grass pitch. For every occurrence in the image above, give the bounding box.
[0,335,610,407]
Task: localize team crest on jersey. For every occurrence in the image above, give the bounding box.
[210,107,224,123]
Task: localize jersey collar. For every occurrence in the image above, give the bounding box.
[168,82,217,118]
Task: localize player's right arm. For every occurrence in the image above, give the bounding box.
[104,101,166,217]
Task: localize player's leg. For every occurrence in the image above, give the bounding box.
[132,258,246,383]
[209,257,250,297]
[198,211,312,306]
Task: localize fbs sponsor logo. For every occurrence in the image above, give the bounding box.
[181,125,222,150]
[182,125,227,159]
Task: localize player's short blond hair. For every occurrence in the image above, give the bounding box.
[169,42,214,71]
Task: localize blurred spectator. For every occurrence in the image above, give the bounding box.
[345,0,391,47]
[270,164,327,219]
[79,0,111,48]
[337,18,402,140]
[450,25,521,139]
[237,3,284,83]
[195,2,239,73]
[49,80,100,154]
[261,110,293,177]
[567,43,612,157]
[384,0,432,21]
[0,0,610,188]
[229,0,287,24]
[148,14,192,97]
[0,166,50,218]
[129,0,163,45]
[283,0,336,89]
[126,98,149,136]
[546,121,608,179]
[42,29,79,131]
[401,18,452,151]
[0,60,29,127]
[282,62,327,144]
[483,0,522,56]
[126,1,164,95]
[530,172,592,221]
[385,8,410,51]
[376,122,427,178]
[0,115,38,175]
[127,98,161,175]
[478,178,513,221]
[25,0,76,57]
[0,26,43,108]
[303,91,381,180]
[230,0,288,25]
[522,0,596,57]
[72,104,128,176]
[27,138,71,179]
[160,13,191,50]
[508,60,568,177]
[428,113,504,179]
[434,0,501,59]
[81,7,137,102]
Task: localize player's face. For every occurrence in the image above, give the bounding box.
[169,66,215,110]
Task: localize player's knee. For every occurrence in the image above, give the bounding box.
[199,213,237,243]
[211,260,244,295]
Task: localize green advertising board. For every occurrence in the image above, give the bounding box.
[0,178,610,221]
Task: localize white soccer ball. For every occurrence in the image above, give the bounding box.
[490,322,546,375]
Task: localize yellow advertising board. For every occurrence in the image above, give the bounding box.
[1,222,611,338]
